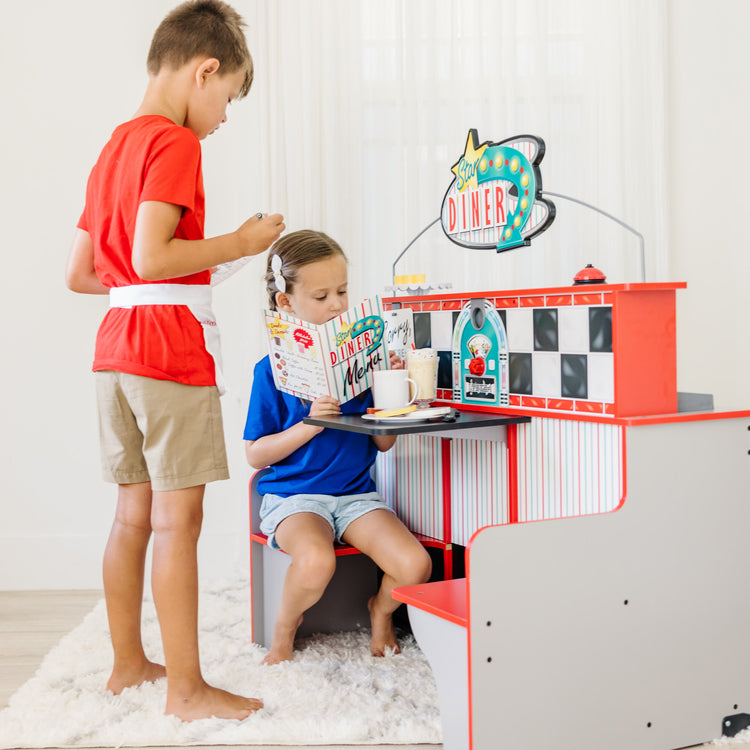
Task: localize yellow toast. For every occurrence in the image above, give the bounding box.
[372,404,418,418]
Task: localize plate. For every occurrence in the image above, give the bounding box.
[361,406,453,423]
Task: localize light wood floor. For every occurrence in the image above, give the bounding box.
[1,590,748,750]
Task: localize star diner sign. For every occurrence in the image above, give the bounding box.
[440,129,555,252]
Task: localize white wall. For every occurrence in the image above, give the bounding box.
[667,0,750,410]
[1,0,747,590]
[0,0,267,589]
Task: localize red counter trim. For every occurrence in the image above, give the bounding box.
[382,281,686,307]
[575,400,606,413]
[547,398,575,411]
[402,301,423,311]
[574,292,603,305]
[494,297,519,308]
[441,299,464,310]
[439,401,750,426]
[520,396,547,409]
[520,295,545,307]
[421,301,443,311]
[546,295,572,307]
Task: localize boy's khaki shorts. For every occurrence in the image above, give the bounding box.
[95,371,229,492]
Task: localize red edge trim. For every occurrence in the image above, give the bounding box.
[467,569,474,750]
[616,429,628,513]
[381,282,686,306]
[437,401,750,426]
[507,424,519,525]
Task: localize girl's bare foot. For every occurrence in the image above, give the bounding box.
[262,615,303,665]
[107,659,166,694]
[367,595,400,657]
[166,682,263,721]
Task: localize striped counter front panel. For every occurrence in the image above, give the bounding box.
[516,419,624,522]
[375,418,625,547]
[375,434,444,541]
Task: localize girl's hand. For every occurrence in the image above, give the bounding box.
[308,395,341,418]
[389,351,404,370]
[246,395,339,467]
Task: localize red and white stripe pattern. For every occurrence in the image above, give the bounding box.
[375,417,625,547]
[515,418,624,522]
[450,438,510,546]
[375,434,510,546]
[375,434,444,540]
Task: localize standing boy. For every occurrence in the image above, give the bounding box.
[65,0,284,721]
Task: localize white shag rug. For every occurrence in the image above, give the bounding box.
[0,579,441,748]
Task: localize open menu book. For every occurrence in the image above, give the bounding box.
[263,297,388,402]
[210,257,251,286]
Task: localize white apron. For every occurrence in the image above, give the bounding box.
[109,284,225,396]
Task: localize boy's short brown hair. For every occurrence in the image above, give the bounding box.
[147,0,254,98]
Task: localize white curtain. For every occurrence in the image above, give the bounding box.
[243,0,669,300]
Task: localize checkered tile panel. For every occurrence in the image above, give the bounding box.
[412,305,613,404]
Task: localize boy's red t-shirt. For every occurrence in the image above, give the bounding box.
[78,115,216,386]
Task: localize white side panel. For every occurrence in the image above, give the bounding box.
[468,417,750,750]
[407,606,468,750]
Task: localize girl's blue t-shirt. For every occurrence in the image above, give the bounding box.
[243,356,377,497]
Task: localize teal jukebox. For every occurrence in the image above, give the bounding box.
[452,298,509,407]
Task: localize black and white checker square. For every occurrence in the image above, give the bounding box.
[413,305,614,402]
[504,305,613,401]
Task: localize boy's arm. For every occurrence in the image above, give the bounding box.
[65,229,108,294]
[132,201,284,281]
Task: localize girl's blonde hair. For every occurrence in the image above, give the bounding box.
[265,230,347,310]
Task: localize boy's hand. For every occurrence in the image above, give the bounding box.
[308,395,341,418]
[134,203,285,280]
[238,212,285,257]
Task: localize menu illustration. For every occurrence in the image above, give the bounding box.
[264,297,387,402]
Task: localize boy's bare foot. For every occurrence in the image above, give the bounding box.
[367,595,400,657]
[262,615,303,665]
[166,682,263,722]
[107,659,166,695]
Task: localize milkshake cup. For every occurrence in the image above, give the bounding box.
[406,348,438,408]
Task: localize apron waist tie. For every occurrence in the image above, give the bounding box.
[109,284,225,396]
[109,283,212,308]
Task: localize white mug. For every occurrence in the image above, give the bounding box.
[372,369,419,410]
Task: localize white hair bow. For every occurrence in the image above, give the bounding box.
[271,254,286,293]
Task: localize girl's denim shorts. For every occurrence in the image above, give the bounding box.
[259,491,394,550]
